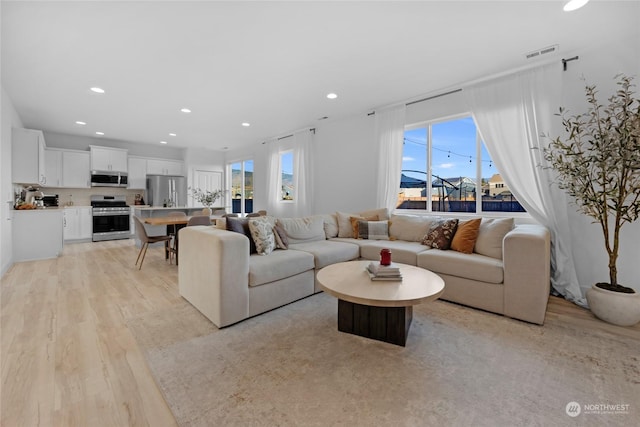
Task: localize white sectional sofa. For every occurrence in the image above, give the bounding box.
[178,208,551,328]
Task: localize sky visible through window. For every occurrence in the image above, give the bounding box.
[403,117,493,184]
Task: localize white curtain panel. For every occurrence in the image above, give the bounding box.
[265,138,282,217]
[292,129,313,217]
[463,63,585,306]
[375,104,406,214]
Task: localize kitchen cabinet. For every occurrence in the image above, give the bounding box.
[43,149,90,188]
[12,128,47,185]
[62,151,90,188]
[45,148,63,187]
[63,207,92,241]
[13,209,63,261]
[146,159,184,176]
[128,157,147,189]
[90,146,128,172]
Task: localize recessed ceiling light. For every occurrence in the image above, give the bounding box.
[169,133,177,137]
[95,131,104,136]
[181,108,191,113]
[75,121,86,125]
[327,93,338,99]
[563,0,589,11]
[90,87,105,94]
[242,122,251,127]
[160,141,168,144]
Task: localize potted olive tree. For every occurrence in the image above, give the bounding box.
[544,74,640,326]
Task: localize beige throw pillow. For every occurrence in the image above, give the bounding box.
[474,218,515,259]
[389,214,439,242]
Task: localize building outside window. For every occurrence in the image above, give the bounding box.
[399,116,525,213]
[230,160,254,215]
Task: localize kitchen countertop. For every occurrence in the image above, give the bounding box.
[132,206,210,210]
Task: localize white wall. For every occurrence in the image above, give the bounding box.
[559,29,640,293]
[1,87,25,276]
[313,113,377,213]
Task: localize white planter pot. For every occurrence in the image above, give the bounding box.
[586,284,640,327]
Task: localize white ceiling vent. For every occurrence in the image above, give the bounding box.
[525,44,559,60]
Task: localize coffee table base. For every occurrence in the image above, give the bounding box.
[337,299,413,346]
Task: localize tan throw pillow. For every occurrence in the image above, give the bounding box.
[336,209,389,238]
[451,218,482,254]
[474,218,515,259]
[421,219,459,250]
[350,215,379,238]
[273,224,288,249]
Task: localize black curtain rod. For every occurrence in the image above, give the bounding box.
[368,88,463,115]
[262,128,316,144]
[405,88,463,106]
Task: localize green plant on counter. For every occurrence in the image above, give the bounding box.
[189,187,225,207]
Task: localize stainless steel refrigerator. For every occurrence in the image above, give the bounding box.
[146,175,187,207]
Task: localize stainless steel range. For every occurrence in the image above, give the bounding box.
[91,195,131,241]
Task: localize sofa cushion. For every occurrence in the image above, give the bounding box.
[226,217,257,254]
[357,220,390,240]
[451,218,482,254]
[417,249,504,284]
[421,219,459,250]
[389,214,439,242]
[358,239,430,266]
[249,249,315,287]
[474,218,514,259]
[336,208,390,238]
[248,216,277,255]
[277,216,325,244]
[289,240,360,269]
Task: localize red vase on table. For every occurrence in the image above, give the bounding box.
[380,249,392,266]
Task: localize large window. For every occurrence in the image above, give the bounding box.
[230,160,253,215]
[280,151,294,201]
[399,116,525,213]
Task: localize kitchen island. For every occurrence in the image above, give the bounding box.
[131,206,215,248]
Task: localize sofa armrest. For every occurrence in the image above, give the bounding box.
[178,227,250,327]
[503,224,551,325]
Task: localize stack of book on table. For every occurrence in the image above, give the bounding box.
[366,261,403,281]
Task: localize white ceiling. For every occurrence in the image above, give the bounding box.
[2,1,638,152]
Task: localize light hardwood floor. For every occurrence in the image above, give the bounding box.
[2,239,638,426]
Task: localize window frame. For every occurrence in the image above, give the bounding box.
[227,159,254,216]
[398,113,529,218]
[279,149,295,203]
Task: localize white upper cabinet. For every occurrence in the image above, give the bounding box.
[128,157,147,189]
[146,158,184,176]
[12,128,47,185]
[44,148,63,187]
[62,151,90,188]
[90,146,128,172]
[43,149,90,188]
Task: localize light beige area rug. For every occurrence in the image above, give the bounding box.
[127,293,640,427]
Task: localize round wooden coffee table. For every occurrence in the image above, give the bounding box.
[317,260,445,346]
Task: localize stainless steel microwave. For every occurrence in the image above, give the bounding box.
[90,171,128,187]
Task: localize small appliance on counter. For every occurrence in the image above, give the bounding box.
[42,194,59,207]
